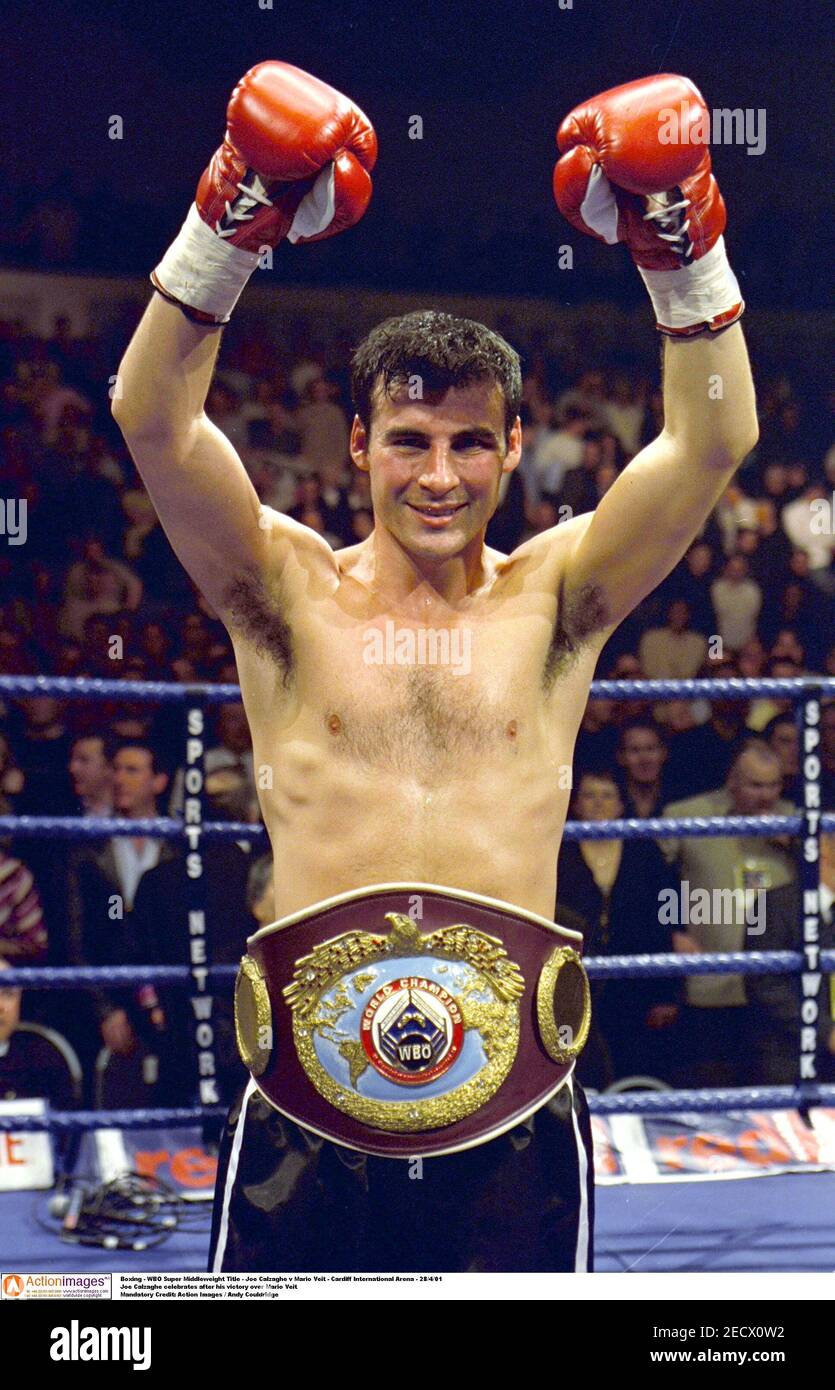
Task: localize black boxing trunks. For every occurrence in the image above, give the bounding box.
[209,882,594,1272]
[208,1070,594,1272]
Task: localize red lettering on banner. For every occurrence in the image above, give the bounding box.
[737,1127,791,1165]
[134,1150,171,1179]
[690,1133,739,1170]
[133,1147,217,1187]
[656,1117,799,1173]
[656,1135,689,1170]
[169,1148,217,1188]
[0,1134,25,1165]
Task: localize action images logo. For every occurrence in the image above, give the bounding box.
[50,1321,151,1371]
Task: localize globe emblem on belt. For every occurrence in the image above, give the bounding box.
[362,977,464,1085]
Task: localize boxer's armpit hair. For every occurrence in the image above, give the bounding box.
[563,581,610,642]
[222,567,295,688]
[543,579,610,692]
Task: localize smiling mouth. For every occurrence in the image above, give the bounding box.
[408,503,467,517]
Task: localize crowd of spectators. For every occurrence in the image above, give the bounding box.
[0,306,833,1108]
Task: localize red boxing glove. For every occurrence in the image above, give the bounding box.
[553,74,743,335]
[153,61,377,324]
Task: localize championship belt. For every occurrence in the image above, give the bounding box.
[234,882,590,1158]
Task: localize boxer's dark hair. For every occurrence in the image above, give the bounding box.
[351,310,522,445]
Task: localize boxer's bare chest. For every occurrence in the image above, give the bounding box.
[227,554,598,773]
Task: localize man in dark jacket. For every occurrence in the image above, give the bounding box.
[66,738,174,1089]
[130,839,253,1107]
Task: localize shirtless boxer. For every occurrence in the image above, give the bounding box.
[112,63,758,1272]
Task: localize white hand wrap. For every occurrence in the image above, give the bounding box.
[638,238,744,335]
[151,204,260,324]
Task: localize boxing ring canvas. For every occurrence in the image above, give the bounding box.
[3,1150,835,1274]
[3,1105,835,1274]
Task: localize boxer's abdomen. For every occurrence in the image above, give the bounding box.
[256,702,575,919]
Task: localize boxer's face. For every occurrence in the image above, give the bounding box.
[351,379,521,562]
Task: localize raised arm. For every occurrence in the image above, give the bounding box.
[549,74,758,632]
[562,324,757,627]
[112,60,377,616]
[112,297,266,614]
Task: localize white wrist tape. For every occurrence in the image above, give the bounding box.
[638,237,743,334]
[152,203,260,324]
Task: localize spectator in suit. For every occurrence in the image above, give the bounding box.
[130,769,262,1105]
[69,731,114,818]
[169,697,257,822]
[557,770,685,1085]
[19,730,117,1052]
[661,741,796,1088]
[130,837,253,1107]
[67,738,174,1080]
[746,832,835,1084]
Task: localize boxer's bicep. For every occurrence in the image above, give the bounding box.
[560,434,735,633]
[112,293,283,610]
[559,325,758,636]
[120,411,277,614]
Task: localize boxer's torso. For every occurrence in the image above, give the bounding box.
[225,516,607,920]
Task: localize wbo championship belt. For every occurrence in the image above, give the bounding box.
[234,882,591,1158]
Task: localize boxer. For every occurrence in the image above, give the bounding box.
[112,63,758,1272]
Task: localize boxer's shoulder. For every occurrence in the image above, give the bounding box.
[503,510,595,590]
[218,507,339,678]
[255,503,342,592]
